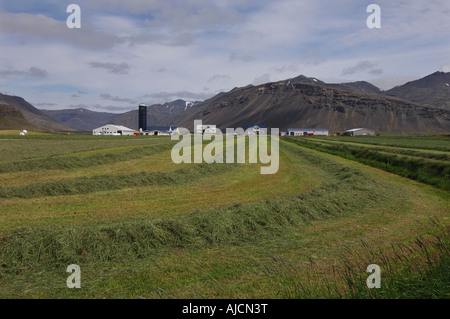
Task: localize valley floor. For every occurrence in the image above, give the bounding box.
[0,134,448,298]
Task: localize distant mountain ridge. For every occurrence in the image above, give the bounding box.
[42,108,118,132]
[385,71,450,110]
[158,77,449,134]
[111,99,202,130]
[1,71,449,133]
[284,75,383,95]
[41,100,201,131]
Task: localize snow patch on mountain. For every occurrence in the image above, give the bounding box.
[184,100,202,110]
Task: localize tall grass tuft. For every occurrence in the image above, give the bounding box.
[279,219,450,299]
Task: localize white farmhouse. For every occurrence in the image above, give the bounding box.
[287,128,329,136]
[195,124,217,135]
[247,125,267,136]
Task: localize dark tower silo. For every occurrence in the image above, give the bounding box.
[138,104,147,133]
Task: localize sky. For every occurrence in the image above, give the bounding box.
[0,0,449,113]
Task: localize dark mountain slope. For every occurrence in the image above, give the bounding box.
[284,75,383,95]
[0,93,73,131]
[0,103,38,130]
[161,81,449,134]
[386,71,450,110]
[327,81,384,95]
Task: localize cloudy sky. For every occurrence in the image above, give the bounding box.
[0,0,449,113]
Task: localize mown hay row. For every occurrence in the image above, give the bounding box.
[0,143,393,271]
[0,143,174,173]
[0,162,237,198]
[285,138,450,191]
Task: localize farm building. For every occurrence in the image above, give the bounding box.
[195,124,217,135]
[144,126,177,136]
[139,104,147,132]
[93,124,137,136]
[247,125,267,135]
[287,128,329,136]
[344,128,375,136]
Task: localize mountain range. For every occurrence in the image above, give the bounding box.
[163,79,449,133]
[109,100,202,130]
[156,71,450,133]
[0,71,449,134]
[385,71,450,110]
[0,93,73,131]
[41,108,118,132]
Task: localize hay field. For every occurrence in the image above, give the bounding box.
[0,133,448,298]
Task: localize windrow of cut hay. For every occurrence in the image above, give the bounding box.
[0,161,237,198]
[315,136,450,152]
[285,137,450,191]
[279,219,450,299]
[310,138,450,161]
[0,143,174,173]
[0,143,395,273]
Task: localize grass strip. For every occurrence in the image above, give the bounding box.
[314,136,450,152]
[0,144,391,273]
[280,220,450,299]
[285,137,450,191]
[0,143,174,173]
[311,138,450,161]
[0,162,237,199]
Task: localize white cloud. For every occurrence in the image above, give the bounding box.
[441,65,450,73]
[0,9,121,50]
[89,62,130,75]
[100,93,137,104]
[342,61,382,76]
[0,66,48,78]
[253,74,271,85]
[0,0,448,111]
[229,53,256,63]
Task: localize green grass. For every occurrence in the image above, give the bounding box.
[0,134,448,298]
[0,162,238,198]
[0,142,322,232]
[0,143,175,173]
[285,137,450,190]
[309,138,450,161]
[332,220,450,299]
[0,140,397,297]
[0,148,382,264]
[280,220,450,299]
[0,135,171,163]
[315,135,450,151]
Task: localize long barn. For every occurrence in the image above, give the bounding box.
[344,128,375,136]
[287,128,329,136]
[93,124,137,136]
